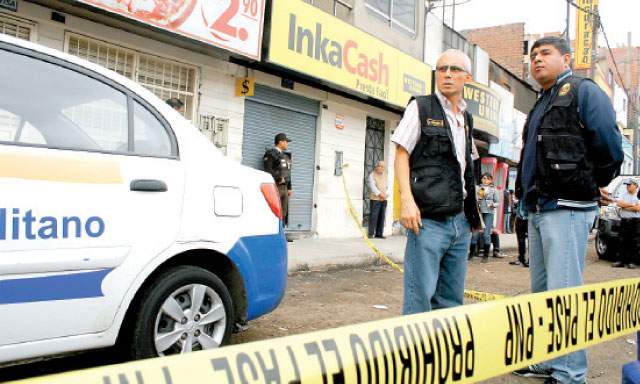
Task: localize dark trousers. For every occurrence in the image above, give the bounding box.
[278,184,289,226]
[475,232,499,250]
[620,218,640,265]
[515,217,528,261]
[368,200,387,237]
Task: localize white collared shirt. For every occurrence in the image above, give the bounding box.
[392,90,471,192]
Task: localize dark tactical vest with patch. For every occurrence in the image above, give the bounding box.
[516,76,599,202]
[409,95,481,228]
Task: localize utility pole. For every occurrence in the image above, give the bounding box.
[629,32,638,174]
[589,12,598,79]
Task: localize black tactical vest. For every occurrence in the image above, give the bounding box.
[517,76,599,202]
[409,95,479,227]
[264,148,291,185]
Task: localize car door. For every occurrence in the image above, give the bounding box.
[0,43,184,345]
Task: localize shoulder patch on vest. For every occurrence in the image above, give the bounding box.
[558,83,571,96]
[427,118,444,127]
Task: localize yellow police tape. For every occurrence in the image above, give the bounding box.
[11,278,640,384]
[340,166,504,301]
[341,168,404,273]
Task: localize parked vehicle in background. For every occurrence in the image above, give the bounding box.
[595,175,640,260]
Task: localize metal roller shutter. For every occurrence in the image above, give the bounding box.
[242,85,318,232]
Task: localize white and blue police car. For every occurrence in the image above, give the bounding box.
[0,33,287,363]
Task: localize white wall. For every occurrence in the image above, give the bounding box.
[474,47,490,86]
[315,95,400,238]
[424,12,443,68]
[614,82,628,130]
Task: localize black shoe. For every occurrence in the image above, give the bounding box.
[493,252,504,258]
[628,263,637,269]
[523,260,529,267]
[612,261,625,268]
[509,260,521,266]
[513,364,552,378]
[375,235,386,239]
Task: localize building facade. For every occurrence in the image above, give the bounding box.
[0,0,431,240]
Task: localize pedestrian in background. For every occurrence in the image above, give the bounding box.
[509,196,529,267]
[393,49,481,315]
[367,161,388,239]
[165,98,184,113]
[513,36,622,384]
[263,133,293,230]
[503,188,512,233]
[611,179,640,269]
[475,173,500,263]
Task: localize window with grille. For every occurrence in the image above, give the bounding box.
[365,0,416,33]
[65,34,197,120]
[0,13,35,41]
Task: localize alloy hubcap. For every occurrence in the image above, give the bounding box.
[153,284,226,356]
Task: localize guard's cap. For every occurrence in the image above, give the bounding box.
[624,178,638,186]
[274,133,291,144]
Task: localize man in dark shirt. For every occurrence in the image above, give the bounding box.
[263,133,292,228]
[513,37,623,384]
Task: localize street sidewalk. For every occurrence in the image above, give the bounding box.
[287,232,519,272]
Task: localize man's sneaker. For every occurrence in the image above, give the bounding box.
[513,364,552,378]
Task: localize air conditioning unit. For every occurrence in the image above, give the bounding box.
[198,114,229,155]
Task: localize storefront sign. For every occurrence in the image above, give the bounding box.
[463,81,500,141]
[267,0,431,108]
[575,0,599,70]
[0,0,17,12]
[235,77,255,97]
[75,0,266,60]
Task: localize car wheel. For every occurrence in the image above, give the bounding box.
[127,265,234,359]
[595,232,612,260]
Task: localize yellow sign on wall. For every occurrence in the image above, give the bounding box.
[575,0,599,70]
[267,0,431,107]
[463,81,500,140]
[235,77,255,97]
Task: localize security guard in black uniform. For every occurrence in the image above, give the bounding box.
[263,133,292,226]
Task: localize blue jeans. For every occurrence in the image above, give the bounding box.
[403,212,471,314]
[471,212,493,249]
[528,208,598,384]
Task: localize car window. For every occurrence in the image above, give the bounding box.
[133,102,172,157]
[0,109,46,145]
[0,48,127,152]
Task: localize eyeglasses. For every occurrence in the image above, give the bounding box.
[436,65,467,74]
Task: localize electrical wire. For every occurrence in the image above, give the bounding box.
[566,0,630,97]
[427,0,472,10]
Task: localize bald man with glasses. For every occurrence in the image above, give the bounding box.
[392,49,482,315]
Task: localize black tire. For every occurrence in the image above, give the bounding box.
[125,265,234,360]
[595,231,615,260]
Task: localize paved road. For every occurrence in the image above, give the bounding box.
[0,241,637,383]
